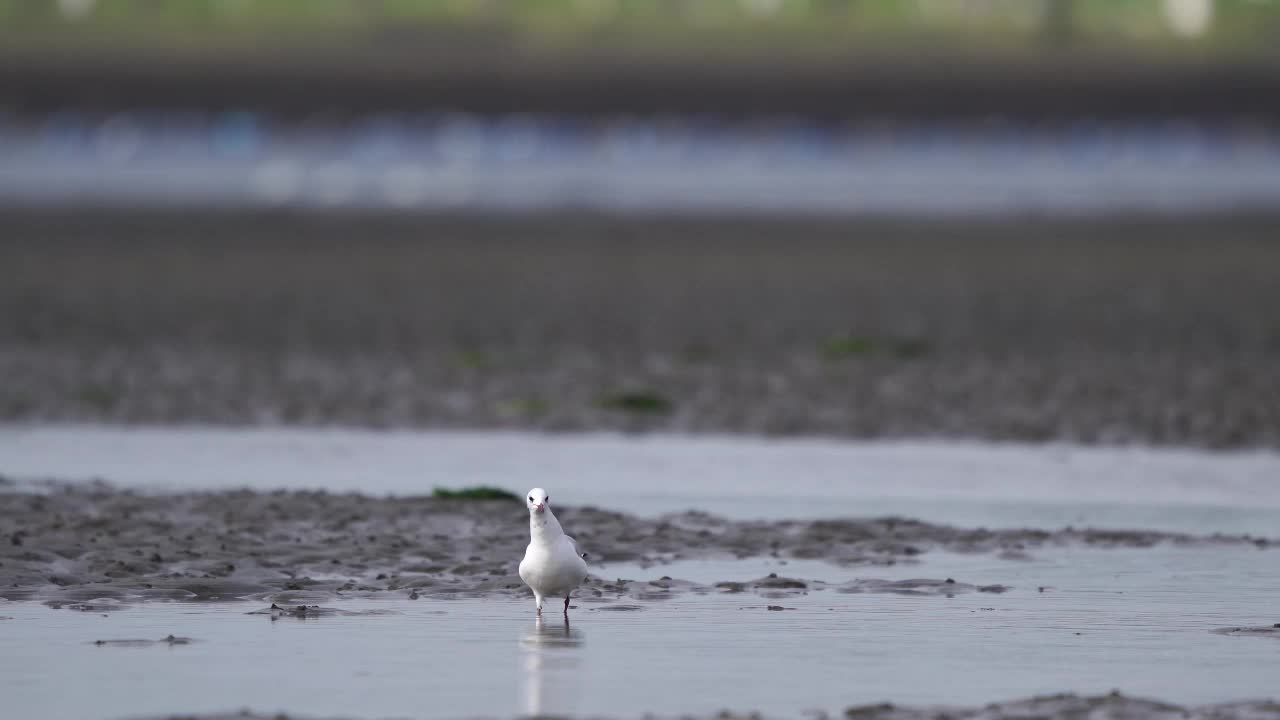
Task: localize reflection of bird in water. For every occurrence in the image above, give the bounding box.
[522,615,584,648]
[519,487,590,617]
[521,615,585,717]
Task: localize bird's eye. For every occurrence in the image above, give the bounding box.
[528,496,533,501]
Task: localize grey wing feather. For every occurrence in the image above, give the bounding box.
[565,535,588,560]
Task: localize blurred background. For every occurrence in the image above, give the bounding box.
[2,0,1278,447]
[6,12,1280,719]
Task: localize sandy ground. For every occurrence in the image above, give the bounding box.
[3,210,1279,447]
[0,483,1270,607]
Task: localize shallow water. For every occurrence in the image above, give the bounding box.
[2,546,1277,720]
[3,426,1280,535]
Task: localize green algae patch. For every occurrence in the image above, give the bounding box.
[431,486,520,502]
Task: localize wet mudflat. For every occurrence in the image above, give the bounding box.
[4,211,1279,447]
[1,476,1274,605]
[3,429,1278,719]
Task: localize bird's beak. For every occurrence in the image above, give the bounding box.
[534,503,545,512]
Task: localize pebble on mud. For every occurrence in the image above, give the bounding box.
[93,635,195,647]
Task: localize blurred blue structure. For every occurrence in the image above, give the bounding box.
[1,110,1277,215]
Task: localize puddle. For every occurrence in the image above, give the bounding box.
[596,557,857,584]
[1,545,1276,720]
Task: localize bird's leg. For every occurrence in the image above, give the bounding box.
[563,595,570,614]
[535,593,544,616]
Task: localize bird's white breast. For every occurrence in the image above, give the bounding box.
[519,538,588,596]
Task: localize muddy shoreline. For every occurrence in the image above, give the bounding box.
[121,693,1280,720]
[1,483,1271,607]
[4,210,1279,448]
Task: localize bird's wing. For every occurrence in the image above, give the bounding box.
[565,535,588,560]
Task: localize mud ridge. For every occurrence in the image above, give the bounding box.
[1,484,1271,605]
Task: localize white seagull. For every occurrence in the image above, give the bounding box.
[518,488,589,616]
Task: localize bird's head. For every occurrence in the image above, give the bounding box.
[526,487,550,515]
